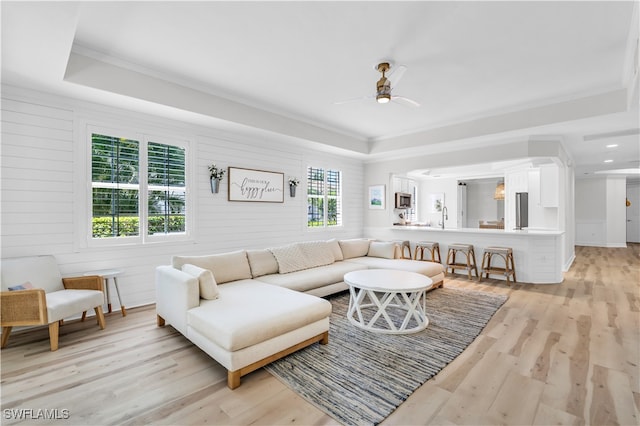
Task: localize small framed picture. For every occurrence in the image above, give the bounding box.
[429,193,444,213]
[368,185,385,209]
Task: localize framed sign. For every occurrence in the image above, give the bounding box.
[368,185,385,209]
[228,167,284,202]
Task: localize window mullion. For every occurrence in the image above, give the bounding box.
[323,173,329,227]
[140,138,149,243]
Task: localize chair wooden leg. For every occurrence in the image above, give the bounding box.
[48,322,59,351]
[1,327,13,348]
[413,246,421,260]
[471,249,479,279]
[157,315,165,327]
[446,249,454,275]
[509,254,517,283]
[95,306,106,330]
[81,311,87,322]
[320,331,329,345]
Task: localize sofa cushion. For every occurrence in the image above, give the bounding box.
[338,239,371,259]
[188,280,332,352]
[297,241,335,268]
[46,289,105,322]
[181,264,219,300]
[327,239,344,261]
[172,251,252,284]
[345,257,445,278]
[269,243,308,273]
[255,261,365,292]
[1,255,65,293]
[246,249,279,278]
[367,241,397,259]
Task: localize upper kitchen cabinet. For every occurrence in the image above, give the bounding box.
[540,164,560,207]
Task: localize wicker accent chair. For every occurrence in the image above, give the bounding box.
[1,255,106,351]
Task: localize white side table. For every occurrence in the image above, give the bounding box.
[83,269,126,316]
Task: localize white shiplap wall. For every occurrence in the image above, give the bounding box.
[1,87,365,309]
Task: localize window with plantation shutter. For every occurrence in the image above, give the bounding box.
[91,134,141,238]
[307,166,342,228]
[89,128,189,244]
[147,142,186,235]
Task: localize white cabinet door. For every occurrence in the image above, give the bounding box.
[540,164,559,207]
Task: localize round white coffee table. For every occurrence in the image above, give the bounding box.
[344,269,433,334]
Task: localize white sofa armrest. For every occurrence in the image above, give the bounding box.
[155,265,199,335]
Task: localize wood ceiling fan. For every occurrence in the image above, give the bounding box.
[335,62,420,107]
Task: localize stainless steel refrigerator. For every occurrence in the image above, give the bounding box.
[515,192,528,230]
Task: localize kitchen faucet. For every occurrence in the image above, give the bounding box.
[441,206,448,229]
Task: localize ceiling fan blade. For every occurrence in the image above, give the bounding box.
[392,95,420,107]
[388,64,408,88]
[333,95,374,105]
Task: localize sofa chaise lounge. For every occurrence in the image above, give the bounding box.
[156,238,445,388]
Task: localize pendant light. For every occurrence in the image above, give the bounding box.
[494,181,505,200]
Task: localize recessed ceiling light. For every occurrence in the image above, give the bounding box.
[604,159,614,163]
[606,144,618,148]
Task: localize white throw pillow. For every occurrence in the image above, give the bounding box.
[326,239,344,261]
[298,241,335,268]
[368,241,397,259]
[338,239,371,259]
[247,249,279,277]
[173,251,252,284]
[269,244,308,274]
[181,264,219,300]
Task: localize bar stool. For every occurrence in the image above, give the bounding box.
[446,243,479,280]
[481,247,517,284]
[393,240,412,259]
[414,241,442,264]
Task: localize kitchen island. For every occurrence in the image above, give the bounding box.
[366,225,565,284]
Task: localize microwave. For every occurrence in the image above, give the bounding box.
[395,192,412,208]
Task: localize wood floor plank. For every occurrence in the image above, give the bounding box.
[435,350,519,424]
[1,244,638,425]
[382,382,451,425]
[485,369,545,425]
[433,335,498,393]
[533,402,584,426]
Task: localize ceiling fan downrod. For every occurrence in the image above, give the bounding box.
[376,62,391,103]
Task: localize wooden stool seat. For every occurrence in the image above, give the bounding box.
[481,246,517,284]
[393,240,412,259]
[414,241,442,264]
[446,243,479,280]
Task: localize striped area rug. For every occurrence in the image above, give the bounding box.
[265,287,508,425]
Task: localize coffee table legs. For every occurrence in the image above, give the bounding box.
[347,286,429,334]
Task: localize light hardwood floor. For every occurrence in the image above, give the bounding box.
[1,245,638,425]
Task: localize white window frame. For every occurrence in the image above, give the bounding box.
[79,123,193,248]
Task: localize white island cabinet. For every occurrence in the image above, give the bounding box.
[367,226,565,284]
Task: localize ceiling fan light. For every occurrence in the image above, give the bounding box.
[376,94,391,104]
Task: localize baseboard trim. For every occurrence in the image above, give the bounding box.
[563,253,576,272]
[575,242,627,248]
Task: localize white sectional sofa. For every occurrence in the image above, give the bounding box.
[155,238,445,389]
